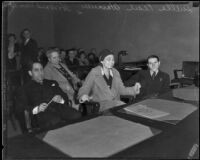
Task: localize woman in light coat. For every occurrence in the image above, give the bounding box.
[78,49,141,111]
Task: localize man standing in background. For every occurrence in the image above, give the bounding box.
[20,28,38,84]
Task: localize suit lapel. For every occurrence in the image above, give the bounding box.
[95,74,115,97]
[49,64,67,81]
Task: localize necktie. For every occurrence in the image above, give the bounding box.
[152,72,156,80]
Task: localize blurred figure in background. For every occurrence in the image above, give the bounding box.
[37,47,48,67]
[65,48,79,67]
[7,33,20,70]
[60,49,67,64]
[87,52,99,66]
[20,28,38,84]
[78,51,89,66]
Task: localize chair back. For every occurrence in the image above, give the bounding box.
[182,61,199,79]
[79,101,100,116]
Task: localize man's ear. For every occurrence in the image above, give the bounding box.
[28,71,32,77]
[158,61,161,67]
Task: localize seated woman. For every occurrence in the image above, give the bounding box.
[78,49,141,111]
[87,52,99,66]
[44,49,82,110]
[65,48,79,67]
[78,51,89,66]
[37,47,48,67]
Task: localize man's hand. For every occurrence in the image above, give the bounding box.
[52,95,64,104]
[38,103,48,112]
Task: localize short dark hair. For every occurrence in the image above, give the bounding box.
[147,55,160,62]
[27,60,42,71]
[8,33,16,40]
[22,28,31,33]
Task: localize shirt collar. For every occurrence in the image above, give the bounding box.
[150,70,159,76]
[101,67,113,77]
[24,38,30,45]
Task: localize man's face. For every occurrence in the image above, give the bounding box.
[23,30,31,40]
[147,57,160,72]
[69,51,75,58]
[101,55,115,69]
[29,63,44,82]
[49,51,60,65]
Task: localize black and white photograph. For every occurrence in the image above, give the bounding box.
[2,1,199,159]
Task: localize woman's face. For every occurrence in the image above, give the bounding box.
[69,51,75,59]
[9,36,16,43]
[60,51,66,59]
[80,53,85,60]
[101,55,115,69]
[49,51,60,65]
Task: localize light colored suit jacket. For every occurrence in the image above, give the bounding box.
[44,62,78,98]
[78,65,137,111]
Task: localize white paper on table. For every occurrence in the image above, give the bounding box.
[124,104,169,119]
[123,99,197,121]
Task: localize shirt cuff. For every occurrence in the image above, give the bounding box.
[60,98,65,104]
[32,106,39,115]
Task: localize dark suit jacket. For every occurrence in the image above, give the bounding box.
[16,79,69,115]
[125,69,172,99]
[16,79,82,130]
[20,38,38,68]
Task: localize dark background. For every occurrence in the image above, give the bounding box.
[7,2,199,78]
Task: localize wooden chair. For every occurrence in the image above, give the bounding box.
[171,61,199,87]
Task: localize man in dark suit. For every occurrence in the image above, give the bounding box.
[20,28,38,83]
[125,55,172,99]
[16,61,81,131]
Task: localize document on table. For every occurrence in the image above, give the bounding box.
[124,67,142,71]
[122,99,197,124]
[41,116,160,158]
[124,104,169,119]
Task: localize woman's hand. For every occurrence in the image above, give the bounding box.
[79,94,93,103]
[134,82,141,94]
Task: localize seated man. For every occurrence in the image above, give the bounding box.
[16,61,81,130]
[125,55,172,99]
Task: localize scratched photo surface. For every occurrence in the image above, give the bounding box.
[2,1,199,159]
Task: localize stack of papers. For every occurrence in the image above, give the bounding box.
[124,104,169,119]
[124,67,142,71]
[122,99,197,124]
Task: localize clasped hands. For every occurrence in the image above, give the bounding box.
[134,82,141,94]
[38,95,64,113]
[79,95,93,103]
